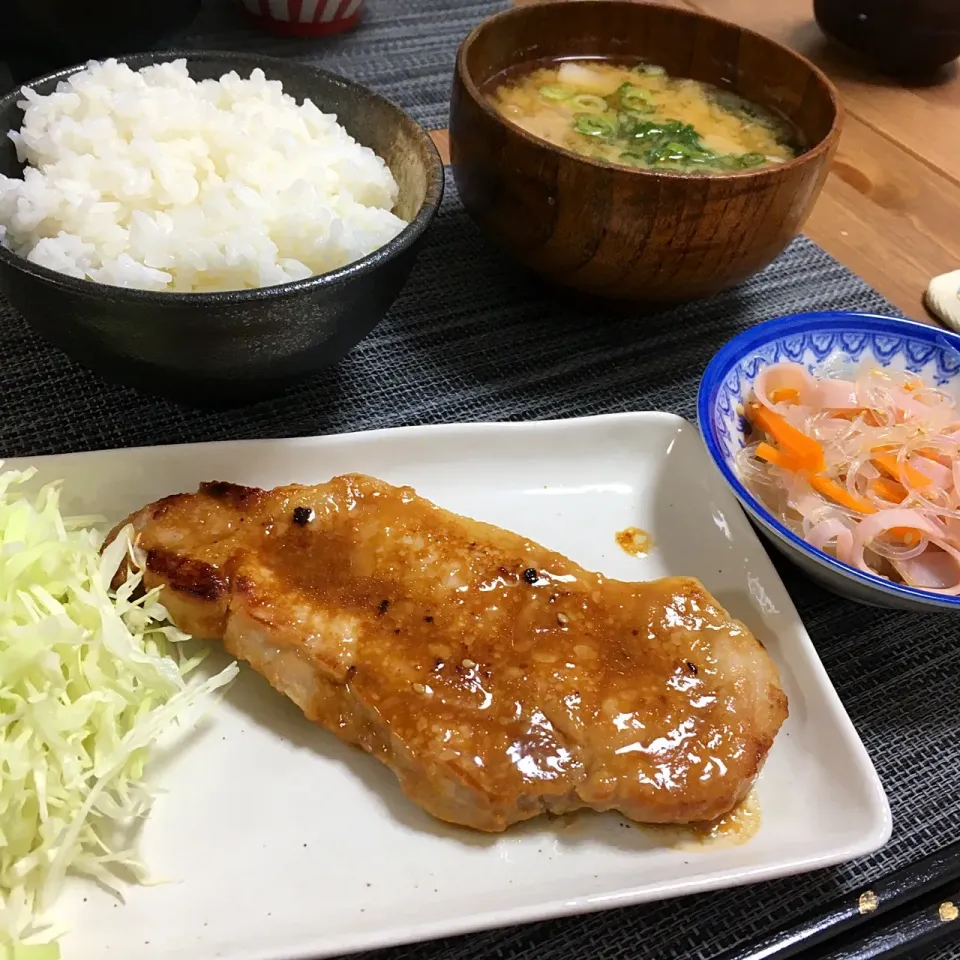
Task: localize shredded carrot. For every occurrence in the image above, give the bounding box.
[829,409,867,421]
[869,477,907,503]
[863,478,920,541]
[754,442,799,471]
[746,403,826,473]
[871,452,932,489]
[811,478,920,543]
[917,447,952,467]
[893,529,922,546]
[769,387,800,405]
[808,475,877,515]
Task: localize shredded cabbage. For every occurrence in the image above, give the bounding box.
[0,466,239,957]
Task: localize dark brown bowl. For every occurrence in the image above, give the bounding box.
[2,0,201,88]
[814,0,960,75]
[449,0,842,304]
[0,51,444,406]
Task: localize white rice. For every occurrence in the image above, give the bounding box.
[0,59,408,293]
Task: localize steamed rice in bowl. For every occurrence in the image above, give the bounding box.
[0,58,408,293]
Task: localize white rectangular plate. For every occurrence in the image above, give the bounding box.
[8,412,891,960]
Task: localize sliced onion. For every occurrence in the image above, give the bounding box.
[850,509,940,548]
[892,550,960,591]
[899,436,960,519]
[813,378,859,410]
[910,455,953,490]
[942,517,960,541]
[844,455,876,499]
[868,533,930,562]
[806,517,854,563]
[753,362,815,412]
[794,494,830,529]
[848,509,960,593]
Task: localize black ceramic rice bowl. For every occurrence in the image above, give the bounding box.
[0,51,444,405]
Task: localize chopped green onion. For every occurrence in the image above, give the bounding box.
[621,85,653,112]
[623,120,661,141]
[733,152,767,169]
[539,84,572,101]
[556,73,775,173]
[664,140,693,158]
[573,113,618,140]
[616,112,638,139]
[570,94,608,113]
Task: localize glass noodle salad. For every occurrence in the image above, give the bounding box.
[0,466,238,957]
[738,360,960,593]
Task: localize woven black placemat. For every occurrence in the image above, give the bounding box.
[2,2,959,958]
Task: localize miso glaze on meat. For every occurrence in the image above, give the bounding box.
[113,475,789,833]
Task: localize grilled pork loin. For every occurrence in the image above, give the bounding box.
[112,474,788,833]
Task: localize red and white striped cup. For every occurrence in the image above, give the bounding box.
[237,0,365,37]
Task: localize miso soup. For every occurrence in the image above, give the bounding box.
[484,58,801,174]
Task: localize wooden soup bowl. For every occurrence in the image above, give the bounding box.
[449,0,842,304]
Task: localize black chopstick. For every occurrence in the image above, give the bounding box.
[808,886,960,959]
[713,840,960,960]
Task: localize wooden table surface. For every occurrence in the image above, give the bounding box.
[429,0,960,321]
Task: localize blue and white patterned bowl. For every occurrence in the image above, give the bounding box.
[697,310,960,611]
